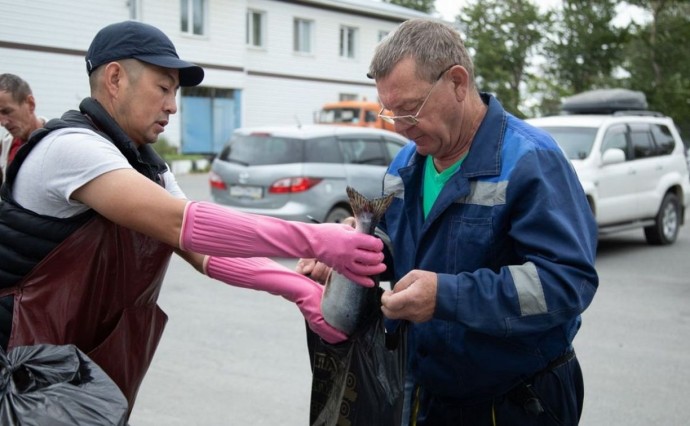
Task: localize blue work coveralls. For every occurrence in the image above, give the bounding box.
[379,94,598,425]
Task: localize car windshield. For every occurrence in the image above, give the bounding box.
[540,126,598,160]
[220,134,304,165]
[319,108,360,124]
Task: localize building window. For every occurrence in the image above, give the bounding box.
[294,18,313,53]
[246,10,265,47]
[340,26,357,58]
[181,0,206,36]
[340,93,358,101]
[378,30,389,42]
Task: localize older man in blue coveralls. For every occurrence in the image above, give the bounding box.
[302,18,598,426]
[372,19,598,426]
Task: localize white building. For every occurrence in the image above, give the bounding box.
[1,0,436,155]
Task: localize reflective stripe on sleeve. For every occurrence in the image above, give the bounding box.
[508,262,547,315]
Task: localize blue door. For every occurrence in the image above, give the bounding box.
[213,97,237,154]
[181,96,212,154]
[181,88,241,155]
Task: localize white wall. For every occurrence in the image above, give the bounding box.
[0,0,432,148]
[0,0,132,122]
[243,0,405,128]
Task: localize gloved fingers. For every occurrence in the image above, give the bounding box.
[326,244,383,281]
[343,260,386,283]
[340,269,376,288]
[327,223,384,251]
[315,223,385,284]
[350,248,385,267]
[297,280,348,343]
[348,232,384,252]
[308,318,348,344]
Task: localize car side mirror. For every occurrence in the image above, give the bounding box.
[601,148,626,165]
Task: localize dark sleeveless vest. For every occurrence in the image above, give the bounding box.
[0,98,173,411]
[0,97,168,288]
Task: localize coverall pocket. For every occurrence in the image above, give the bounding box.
[449,216,493,271]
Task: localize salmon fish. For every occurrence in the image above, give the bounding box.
[321,186,394,335]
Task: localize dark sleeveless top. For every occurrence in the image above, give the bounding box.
[0,97,174,411]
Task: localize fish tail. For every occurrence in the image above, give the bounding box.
[346,186,395,224]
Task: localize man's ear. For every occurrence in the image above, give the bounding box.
[449,65,469,102]
[25,94,36,113]
[102,62,125,96]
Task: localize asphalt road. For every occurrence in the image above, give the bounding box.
[129,172,690,426]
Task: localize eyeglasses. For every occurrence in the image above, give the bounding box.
[378,65,455,127]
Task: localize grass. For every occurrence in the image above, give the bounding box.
[151,137,211,172]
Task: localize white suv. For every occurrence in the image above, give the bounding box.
[528,112,690,245]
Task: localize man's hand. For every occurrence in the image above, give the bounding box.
[381,269,437,322]
[295,258,331,284]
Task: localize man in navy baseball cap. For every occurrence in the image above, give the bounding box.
[86,20,204,87]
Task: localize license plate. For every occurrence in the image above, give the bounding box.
[229,185,263,199]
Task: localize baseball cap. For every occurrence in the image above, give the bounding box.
[86,21,204,87]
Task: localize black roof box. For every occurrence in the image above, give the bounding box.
[561,89,648,114]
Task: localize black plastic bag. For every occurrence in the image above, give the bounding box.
[308,312,407,426]
[0,344,128,425]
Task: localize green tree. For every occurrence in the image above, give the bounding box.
[542,0,629,95]
[460,0,550,116]
[383,0,436,14]
[624,0,690,135]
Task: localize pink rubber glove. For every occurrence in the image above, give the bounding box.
[204,256,347,344]
[180,201,384,287]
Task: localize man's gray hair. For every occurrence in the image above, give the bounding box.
[368,19,474,84]
[0,73,33,103]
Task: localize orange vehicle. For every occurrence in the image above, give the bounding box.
[317,100,395,132]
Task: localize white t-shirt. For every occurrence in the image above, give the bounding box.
[1,117,47,182]
[13,127,186,218]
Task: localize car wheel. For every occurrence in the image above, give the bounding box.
[644,193,680,245]
[324,206,352,223]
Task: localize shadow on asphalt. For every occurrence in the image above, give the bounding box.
[596,233,650,256]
